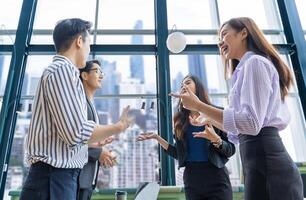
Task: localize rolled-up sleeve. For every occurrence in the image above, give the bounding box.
[223,57,273,136]
[45,64,96,146]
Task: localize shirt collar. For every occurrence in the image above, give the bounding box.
[53,55,80,76]
[232,51,255,75]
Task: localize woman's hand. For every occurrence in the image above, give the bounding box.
[169,86,202,111]
[193,123,220,143]
[189,114,207,126]
[99,150,117,168]
[136,132,158,141]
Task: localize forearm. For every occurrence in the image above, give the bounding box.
[88,124,122,144]
[197,102,224,127]
[210,119,225,132]
[156,135,169,150]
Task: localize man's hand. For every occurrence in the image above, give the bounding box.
[89,136,115,148]
[116,105,133,132]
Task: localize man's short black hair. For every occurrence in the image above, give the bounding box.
[53,18,92,53]
[79,59,101,81]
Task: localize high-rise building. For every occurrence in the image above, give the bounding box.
[130,20,145,83]
[94,59,121,123]
[171,72,184,114]
[115,124,158,188]
[188,41,208,89]
[118,78,145,114]
[172,72,184,93]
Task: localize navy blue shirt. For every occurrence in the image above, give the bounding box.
[186,124,209,162]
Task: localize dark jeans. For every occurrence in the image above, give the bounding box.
[20,161,80,200]
[183,162,232,200]
[239,127,303,200]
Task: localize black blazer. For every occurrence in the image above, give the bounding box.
[165,125,235,169]
[78,98,102,189]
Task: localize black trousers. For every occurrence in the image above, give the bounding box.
[20,162,80,200]
[183,162,232,200]
[77,188,94,200]
[239,127,303,200]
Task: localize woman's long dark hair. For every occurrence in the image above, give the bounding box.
[173,75,211,140]
[219,17,292,100]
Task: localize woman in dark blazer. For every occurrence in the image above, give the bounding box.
[137,75,235,200]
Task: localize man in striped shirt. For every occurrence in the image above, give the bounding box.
[20,18,132,200]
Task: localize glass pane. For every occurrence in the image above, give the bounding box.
[182,34,285,45]
[279,54,299,93]
[295,0,306,31]
[96,35,155,44]
[0,55,11,96]
[167,0,215,29]
[4,99,31,198]
[170,55,228,94]
[280,96,306,162]
[98,0,154,29]
[19,55,156,97]
[31,0,96,43]
[0,0,23,44]
[31,34,94,44]
[94,98,159,188]
[21,56,52,96]
[94,55,156,95]
[0,55,11,114]
[218,0,282,30]
[185,35,218,44]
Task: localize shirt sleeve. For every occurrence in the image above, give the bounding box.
[45,64,96,147]
[223,57,274,136]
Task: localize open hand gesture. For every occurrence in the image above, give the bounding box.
[169,86,201,111]
[136,132,158,141]
[99,150,117,168]
[193,123,220,143]
[117,105,134,132]
[89,136,115,148]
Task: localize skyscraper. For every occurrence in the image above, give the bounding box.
[130,20,145,83]
[187,41,208,89]
[116,124,158,188]
[94,58,121,123]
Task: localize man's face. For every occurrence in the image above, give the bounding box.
[77,31,91,68]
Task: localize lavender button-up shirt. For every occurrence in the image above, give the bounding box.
[223,51,290,144]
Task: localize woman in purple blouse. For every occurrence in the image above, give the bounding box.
[170,17,303,200]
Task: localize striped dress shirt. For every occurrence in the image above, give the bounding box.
[223,51,290,144]
[25,55,97,168]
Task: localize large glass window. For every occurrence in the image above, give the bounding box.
[1,0,306,199]
[94,55,156,95]
[31,0,96,44]
[93,98,158,188]
[167,0,215,29]
[218,0,285,44]
[0,55,12,115]
[295,0,306,40]
[0,0,23,44]
[98,0,154,29]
